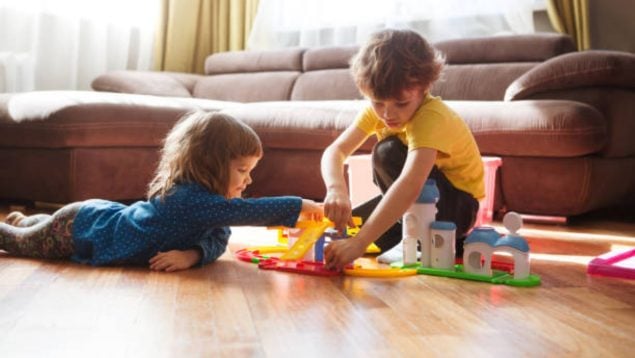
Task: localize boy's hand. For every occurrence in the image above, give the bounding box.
[323,189,355,234]
[324,238,366,270]
[300,199,324,222]
[149,249,201,272]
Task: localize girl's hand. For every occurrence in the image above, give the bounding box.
[323,189,354,234]
[149,249,201,272]
[300,199,324,222]
[324,238,367,271]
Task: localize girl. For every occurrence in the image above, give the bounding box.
[1,111,323,272]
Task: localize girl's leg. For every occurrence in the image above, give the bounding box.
[0,203,83,259]
[4,211,27,226]
[4,212,52,227]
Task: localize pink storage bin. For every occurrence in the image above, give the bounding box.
[345,155,502,226]
[345,154,379,208]
[475,156,502,227]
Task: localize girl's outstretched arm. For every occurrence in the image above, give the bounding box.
[299,199,324,222]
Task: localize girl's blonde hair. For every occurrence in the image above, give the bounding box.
[147,111,262,199]
[351,29,445,99]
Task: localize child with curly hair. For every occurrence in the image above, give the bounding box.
[322,29,484,269]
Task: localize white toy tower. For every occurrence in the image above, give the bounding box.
[430,221,456,269]
[402,179,439,266]
[502,212,530,280]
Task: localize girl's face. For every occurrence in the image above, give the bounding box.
[366,86,426,129]
[227,155,260,198]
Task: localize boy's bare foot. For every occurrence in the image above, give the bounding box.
[4,212,26,226]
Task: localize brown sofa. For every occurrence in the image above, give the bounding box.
[1,33,633,218]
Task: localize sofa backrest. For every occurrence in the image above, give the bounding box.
[433,34,576,100]
[195,48,304,101]
[195,33,576,102]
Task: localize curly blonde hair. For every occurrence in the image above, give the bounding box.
[351,29,445,99]
[147,111,262,199]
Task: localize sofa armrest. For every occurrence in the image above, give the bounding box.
[505,50,635,101]
[91,70,203,98]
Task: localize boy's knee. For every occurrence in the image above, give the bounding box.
[372,136,406,167]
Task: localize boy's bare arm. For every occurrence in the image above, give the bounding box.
[357,147,435,245]
[325,147,436,269]
[321,125,368,231]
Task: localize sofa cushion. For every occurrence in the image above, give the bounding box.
[506,51,635,157]
[433,63,537,100]
[91,71,201,97]
[204,47,305,74]
[451,100,606,157]
[302,46,358,71]
[505,51,635,101]
[221,99,606,158]
[221,100,374,151]
[435,33,576,64]
[291,69,362,100]
[193,72,300,102]
[0,91,238,148]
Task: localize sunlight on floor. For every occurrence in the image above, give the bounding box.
[529,252,594,265]
[230,226,280,246]
[519,227,635,245]
[487,222,635,245]
[230,225,635,270]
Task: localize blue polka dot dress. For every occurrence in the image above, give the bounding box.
[71,182,302,266]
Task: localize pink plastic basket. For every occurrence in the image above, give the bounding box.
[474,156,502,227]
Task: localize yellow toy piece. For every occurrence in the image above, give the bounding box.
[344,265,417,277]
[365,242,381,254]
[271,216,375,261]
[272,216,364,246]
[279,221,330,261]
[245,245,288,254]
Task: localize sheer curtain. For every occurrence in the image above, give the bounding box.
[248,0,537,50]
[0,0,160,92]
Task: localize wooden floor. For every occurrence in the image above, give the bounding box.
[1,203,634,357]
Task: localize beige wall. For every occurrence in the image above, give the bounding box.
[533,10,556,33]
[588,0,635,52]
[534,1,634,53]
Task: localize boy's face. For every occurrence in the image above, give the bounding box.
[366,87,426,129]
[227,155,260,198]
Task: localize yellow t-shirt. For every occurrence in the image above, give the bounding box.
[354,94,485,199]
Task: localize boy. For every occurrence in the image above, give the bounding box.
[322,29,484,270]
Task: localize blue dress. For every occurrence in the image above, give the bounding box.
[71,182,302,266]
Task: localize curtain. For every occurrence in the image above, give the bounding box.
[154,0,259,73]
[546,0,590,50]
[248,0,536,50]
[0,0,160,92]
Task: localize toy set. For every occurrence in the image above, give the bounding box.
[235,179,544,286]
[391,179,540,287]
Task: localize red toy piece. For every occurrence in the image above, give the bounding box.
[258,258,345,277]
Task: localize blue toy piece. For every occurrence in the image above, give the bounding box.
[417,178,440,203]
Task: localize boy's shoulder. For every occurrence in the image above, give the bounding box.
[413,95,455,122]
[421,94,450,111]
